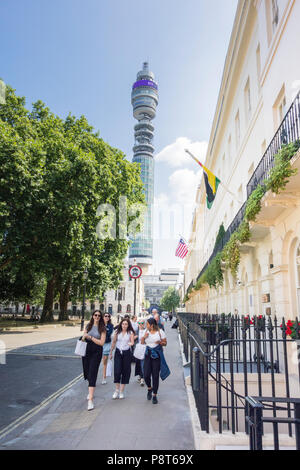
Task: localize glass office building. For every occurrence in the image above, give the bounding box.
[129,62,158,267]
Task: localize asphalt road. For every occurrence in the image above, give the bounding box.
[0,337,82,432]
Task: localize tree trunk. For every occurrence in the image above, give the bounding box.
[40,274,56,323]
[59,277,72,321]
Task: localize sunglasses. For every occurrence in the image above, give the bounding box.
[94,314,101,318]
[104,315,110,318]
[138,322,145,325]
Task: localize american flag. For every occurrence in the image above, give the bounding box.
[175,238,188,259]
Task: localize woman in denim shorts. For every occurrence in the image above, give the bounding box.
[101,312,114,384]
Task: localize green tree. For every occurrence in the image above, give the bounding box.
[0,87,146,321]
[160,287,180,313]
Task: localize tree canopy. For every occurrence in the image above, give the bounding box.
[160,286,180,313]
[0,86,146,320]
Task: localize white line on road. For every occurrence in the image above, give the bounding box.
[0,373,83,442]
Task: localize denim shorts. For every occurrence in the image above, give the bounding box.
[102,342,111,356]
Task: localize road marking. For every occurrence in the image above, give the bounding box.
[7,352,80,359]
[0,373,83,442]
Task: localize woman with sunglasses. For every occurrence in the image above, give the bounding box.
[109,318,135,399]
[134,319,146,386]
[82,310,106,410]
[101,312,114,384]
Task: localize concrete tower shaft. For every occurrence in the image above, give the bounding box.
[129,62,158,268]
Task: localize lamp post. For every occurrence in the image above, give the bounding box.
[80,268,88,331]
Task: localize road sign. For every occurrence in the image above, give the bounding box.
[129,265,142,279]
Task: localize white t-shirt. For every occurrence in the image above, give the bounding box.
[131,321,139,334]
[138,328,146,343]
[115,332,132,351]
[143,329,166,349]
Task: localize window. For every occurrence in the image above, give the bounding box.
[278,95,287,123]
[228,135,232,161]
[244,79,251,124]
[235,111,241,149]
[100,304,104,313]
[272,0,279,32]
[256,44,261,90]
[126,304,131,313]
[273,85,287,130]
[118,304,122,313]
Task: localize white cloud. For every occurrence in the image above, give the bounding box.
[156,137,208,168]
[169,168,202,205]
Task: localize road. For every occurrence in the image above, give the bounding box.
[0,335,82,433]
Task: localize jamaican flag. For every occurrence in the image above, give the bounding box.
[185,149,221,209]
[202,164,221,209]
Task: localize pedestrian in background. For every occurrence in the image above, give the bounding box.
[101,312,114,384]
[153,311,165,331]
[109,318,135,399]
[134,319,146,386]
[82,311,106,411]
[141,317,169,405]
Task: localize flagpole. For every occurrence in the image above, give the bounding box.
[184,149,243,205]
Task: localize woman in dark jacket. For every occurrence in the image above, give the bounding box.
[82,310,106,410]
[101,312,114,384]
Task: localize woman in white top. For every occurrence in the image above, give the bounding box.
[141,317,167,404]
[134,319,146,386]
[109,318,135,399]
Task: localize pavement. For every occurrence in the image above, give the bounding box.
[0,321,195,450]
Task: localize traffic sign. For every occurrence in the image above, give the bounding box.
[129,265,142,279]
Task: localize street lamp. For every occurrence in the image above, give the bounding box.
[80,268,88,331]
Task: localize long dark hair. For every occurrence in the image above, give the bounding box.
[102,312,112,325]
[147,317,159,332]
[116,318,135,335]
[86,310,106,335]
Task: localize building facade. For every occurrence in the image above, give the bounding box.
[144,269,184,308]
[185,0,300,320]
[129,62,159,270]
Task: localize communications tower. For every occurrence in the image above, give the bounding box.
[129,62,159,270]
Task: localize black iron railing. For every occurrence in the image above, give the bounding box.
[178,313,300,444]
[247,91,300,196]
[190,91,300,289]
[246,396,300,450]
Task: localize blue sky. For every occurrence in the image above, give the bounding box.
[0,0,238,273]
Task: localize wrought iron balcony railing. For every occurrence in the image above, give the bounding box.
[192,90,300,287]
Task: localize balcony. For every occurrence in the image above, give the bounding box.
[193,91,300,287]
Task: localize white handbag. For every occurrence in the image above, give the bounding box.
[133,343,146,360]
[106,359,112,377]
[74,338,87,357]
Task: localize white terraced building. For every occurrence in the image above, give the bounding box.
[184,0,300,320]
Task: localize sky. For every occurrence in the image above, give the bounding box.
[0,0,238,274]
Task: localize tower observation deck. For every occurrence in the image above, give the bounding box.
[129,62,158,269]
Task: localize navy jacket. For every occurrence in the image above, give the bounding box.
[145,344,171,381]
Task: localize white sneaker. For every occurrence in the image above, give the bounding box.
[112,390,119,399]
[87,394,90,400]
[137,376,141,383]
[140,379,145,386]
[87,400,94,411]
[102,379,107,385]
[119,392,124,399]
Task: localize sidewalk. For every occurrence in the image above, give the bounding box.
[0,322,195,450]
[1,324,82,351]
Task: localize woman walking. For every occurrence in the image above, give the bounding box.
[101,312,114,384]
[82,310,106,411]
[109,318,135,399]
[134,319,146,386]
[141,317,169,405]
